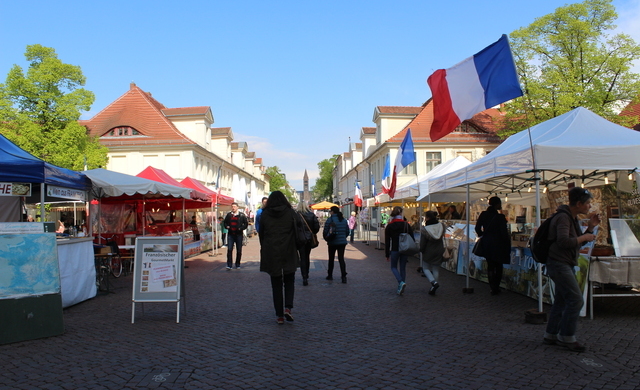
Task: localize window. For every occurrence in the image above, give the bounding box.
[453,122,482,134]
[426,152,442,172]
[106,126,140,136]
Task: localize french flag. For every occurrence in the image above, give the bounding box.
[388,129,416,199]
[427,34,523,141]
[353,182,363,207]
[381,153,391,194]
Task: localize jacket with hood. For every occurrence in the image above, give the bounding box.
[259,205,299,276]
[420,219,446,265]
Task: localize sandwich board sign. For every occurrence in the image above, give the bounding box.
[131,236,185,323]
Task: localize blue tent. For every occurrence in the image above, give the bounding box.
[0,134,90,190]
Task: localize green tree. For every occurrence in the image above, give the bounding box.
[265,166,297,203]
[0,44,108,169]
[502,0,640,135]
[311,155,339,202]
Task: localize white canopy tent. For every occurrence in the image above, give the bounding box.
[84,168,191,198]
[424,107,640,310]
[426,107,640,201]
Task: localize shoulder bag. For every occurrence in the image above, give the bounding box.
[299,212,319,248]
[398,221,420,256]
[472,215,497,257]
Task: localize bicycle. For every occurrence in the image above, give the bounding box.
[98,235,123,278]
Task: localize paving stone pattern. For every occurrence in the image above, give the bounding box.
[2,236,640,389]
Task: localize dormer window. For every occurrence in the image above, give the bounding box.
[453,123,482,133]
[106,126,140,136]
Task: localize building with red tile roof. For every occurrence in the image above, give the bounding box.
[79,83,268,207]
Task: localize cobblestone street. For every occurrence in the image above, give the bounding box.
[2,235,640,389]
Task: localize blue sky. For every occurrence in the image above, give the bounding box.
[1,0,639,190]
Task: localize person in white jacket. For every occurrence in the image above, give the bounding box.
[419,211,446,295]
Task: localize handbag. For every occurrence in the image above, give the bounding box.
[473,214,497,257]
[398,222,419,255]
[299,212,319,248]
[472,237,484,257]
[443,246,453,260]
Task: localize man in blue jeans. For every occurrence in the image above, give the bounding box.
[543,187,600,352]
[223,202,248,270]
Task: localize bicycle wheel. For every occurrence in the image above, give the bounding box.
[110,255,123,278]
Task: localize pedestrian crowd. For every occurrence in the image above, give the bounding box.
[224,191,597,353]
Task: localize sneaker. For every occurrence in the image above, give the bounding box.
[226,266,232,270]
[429,282,440,296]
[276,317,285,325]
[235,266,241,269]
[284,308,294,322]
[397,281,406,295]
[556,340,586,352]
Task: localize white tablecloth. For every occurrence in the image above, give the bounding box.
[57,238,96,308]
[589,256,640,287]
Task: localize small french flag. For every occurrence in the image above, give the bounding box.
[427,34,523,141]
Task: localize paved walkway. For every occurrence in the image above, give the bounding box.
[2,235,640,389]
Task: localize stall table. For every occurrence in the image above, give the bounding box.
[57,237,97,307]
[589,256,640,319]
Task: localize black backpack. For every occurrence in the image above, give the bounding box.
[528,209,570,263]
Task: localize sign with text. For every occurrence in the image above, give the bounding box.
[0,183,31,197]
[46,185,86,201]
[131,236,184,323]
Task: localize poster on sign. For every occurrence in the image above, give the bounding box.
[132,236,184,323]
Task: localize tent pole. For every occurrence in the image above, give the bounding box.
[465,184,471,291]
[40,184,45,223]
[536,171,543,312]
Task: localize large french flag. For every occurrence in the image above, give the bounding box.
[427,34,523,141]
[388,129,416,199]
[353,182,363,207]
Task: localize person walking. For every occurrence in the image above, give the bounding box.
[348,211,357,243]
[297,201,320,286]
[323,206,349,283]
[255,197,268,234]
[420,211,445,295]
[385,206,414,295]
[190,215,200,241]
[259,191,299,324]
[223,202,248,270]
[475,196,511,295]
[543,187,600,352]
[218,217,228,247]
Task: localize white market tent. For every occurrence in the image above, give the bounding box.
[374,156,473,205]
[426,107,640,202]
[424,107,640,310]
[84,168,191,198]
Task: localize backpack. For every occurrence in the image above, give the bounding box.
[528,209,570,263]
[293,211,309,249]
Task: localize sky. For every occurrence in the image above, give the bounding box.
[1,0,640,191]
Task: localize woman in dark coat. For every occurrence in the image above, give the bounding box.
[296,201,320,286]
[475,196,511,295]
[323,206,349,283]
[420,211,445,295]
[259,191,299,324]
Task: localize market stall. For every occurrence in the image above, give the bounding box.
[0,135,93,343]
[423,107,640,313]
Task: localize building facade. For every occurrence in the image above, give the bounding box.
[80,83,268,208]
[334,99,506,214]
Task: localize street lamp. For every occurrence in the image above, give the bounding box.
[338,190,343,205]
